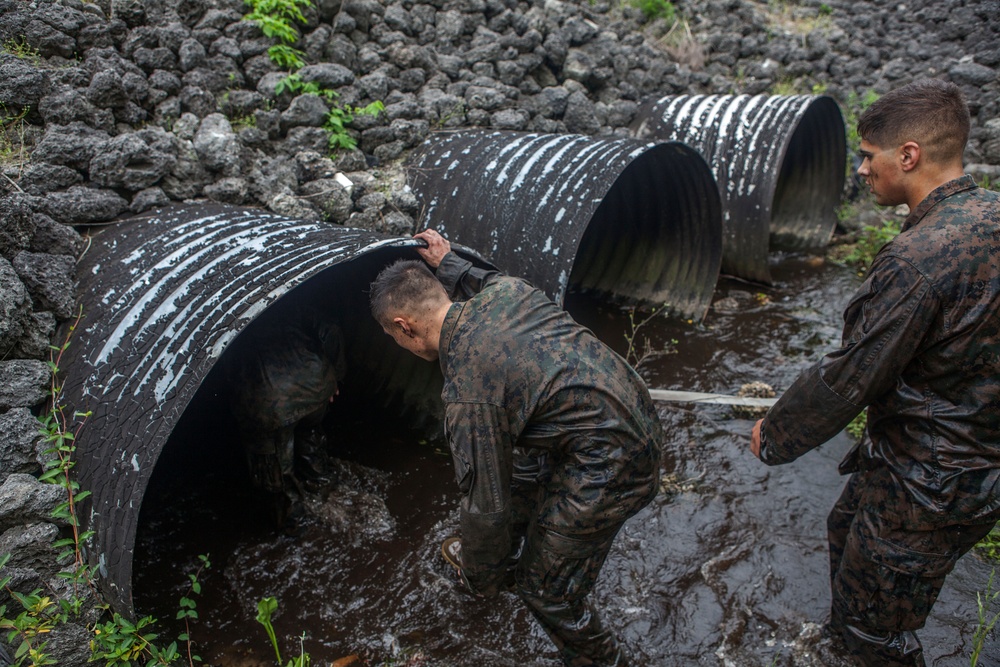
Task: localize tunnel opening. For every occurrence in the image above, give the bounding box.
[568,143,723,318]
[630,95,847,283]
[59,205,493,616]
[769,96,847,250]
[407,130,723,321]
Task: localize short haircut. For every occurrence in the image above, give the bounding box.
[370,259,448,328]
[857,79,970,164]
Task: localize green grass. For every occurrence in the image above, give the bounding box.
[631,0,676,23]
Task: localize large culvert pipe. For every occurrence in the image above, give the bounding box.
[406,130,723,321]
[59,205,494,615]
[631,95,846,283]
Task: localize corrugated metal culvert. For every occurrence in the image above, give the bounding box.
[631,95,846,283]
[406,130,723,321]
[59,204,494,615]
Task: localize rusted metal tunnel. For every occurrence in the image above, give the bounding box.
[631,95,847,283]
[406,130,724,321]
[59,205,496,616]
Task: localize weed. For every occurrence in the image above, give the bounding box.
[256,597,311,667]
[971,569,1000,667]
[631,0,676,23]
[623,304,678,369]
[659,18,704,70]
[243,0,311,46]
[818,3,833,15]
[836,217,901,272]
[231,113,258,131]
[268,44,307,71]
[1,103,31,177]
[770,78,798,96]
[977,524,1000,562]
[977,175,999,192]
[1,38,42,63]
[845,409,867,441]
[324,101,384,152]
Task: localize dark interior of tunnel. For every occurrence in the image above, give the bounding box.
[568,145,721,319]
[132,246,451,611]
[769,98,846,249]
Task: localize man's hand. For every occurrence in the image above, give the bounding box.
[750,419,763,459]
[415,228,451,268]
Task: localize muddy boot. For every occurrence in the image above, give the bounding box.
[838,623,925,667]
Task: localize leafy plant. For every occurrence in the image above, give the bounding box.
[977,175,999,192]
[90,613,180,667]
[971,569,1000,667]
[0,555,61,667]
[324,101,384,152]
[977,523,1000,562]
[845,409,867,440]
[838,218,901,271]
[243,0,311,47]
[631,0,676,23]
[256,597,311,667]
[267,44,307,71]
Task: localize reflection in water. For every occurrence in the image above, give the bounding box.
[134,254,999,666]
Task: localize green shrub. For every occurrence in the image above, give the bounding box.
[631,0,676,23]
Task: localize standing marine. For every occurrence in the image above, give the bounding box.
[750,79,1000,665]
[370,229,662,666]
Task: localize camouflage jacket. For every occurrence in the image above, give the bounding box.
[227,305,345,431]
[435,253,662,594]
[760,176,1000,522]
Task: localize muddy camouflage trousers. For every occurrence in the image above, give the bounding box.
[827,469,999,667]
[509,470,628,667]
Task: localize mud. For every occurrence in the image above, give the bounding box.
[133,253,1000,666]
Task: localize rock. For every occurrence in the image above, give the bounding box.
[465,85,507,111]
[0,474,64,533]
[0,256,31,352]
[0,409,43,485]
[380,210,414,235]
[17,164,82,197]
[0,522,59,571]
[299,63,356,88]
[298,178,353,223]
[203,176,249,204]
[193,113,240,174]
[268,193,321,220]
[280,94,330,131]
[0,54,50,109]
[178,37,207,72]
[89,129,178,191]
[30,214,85,258]
[294,151,338,182]
[12,252,77,320]
[129,186,170,213]
[982,118,1000,165]
[31,122,111,172]
[179,85,218,117]
[949,61,997,87]
[0,360,50,411]
[86,69,128,108]
[10,311,56,360]
[41,186,128,225]
[491,107,530,130]
[0,193,35,261]
[563,90,600,134]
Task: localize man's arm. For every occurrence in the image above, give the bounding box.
[414,229,500,300]
[444,401,515,597]
[754,255,939,465]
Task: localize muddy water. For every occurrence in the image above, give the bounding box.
[133,253,1000,667]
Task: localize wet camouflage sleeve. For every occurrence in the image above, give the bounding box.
[759,176,1000,521]
[434,252,501,300]
[759,255,939,463]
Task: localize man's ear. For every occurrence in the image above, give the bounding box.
[391,316,412,337]
[899,141,921,172]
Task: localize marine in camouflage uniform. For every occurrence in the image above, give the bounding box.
[227,305,345,526]
[751,80,1000,666]
[371,231,662,666]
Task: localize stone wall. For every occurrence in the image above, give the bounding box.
[0,0,997,660]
